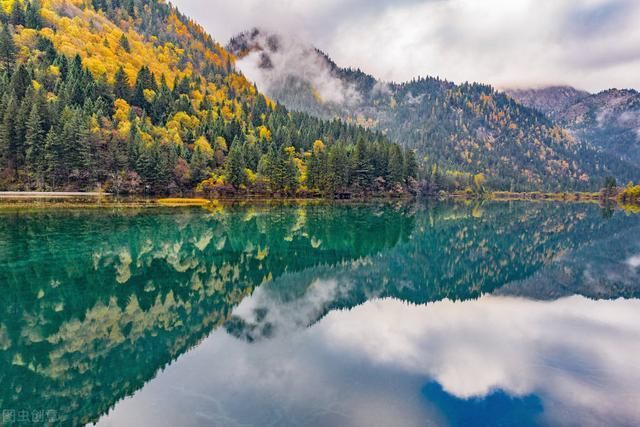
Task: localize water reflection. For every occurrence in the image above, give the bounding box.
[99,296,640,427]
[0,202,639,426]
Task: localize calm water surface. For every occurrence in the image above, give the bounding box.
[1,202,639,426]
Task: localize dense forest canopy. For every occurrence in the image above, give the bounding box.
[0,0,417,196]
[229,29,640,192]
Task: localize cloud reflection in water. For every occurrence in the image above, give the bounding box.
[99,295,640,427]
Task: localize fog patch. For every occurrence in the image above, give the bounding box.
[234,30,362,107]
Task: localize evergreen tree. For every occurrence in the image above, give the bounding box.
[25,0,42,29]
[10,64,30,99]
[24,96,46,186]
[387,144,404,186]
[9,0,25,26]
[190,136,214,183]
[0,97,18,174]
[113,66,131,101]
[119,34,131,53]
[242,140,261,171]
[328,144,350,192]
[262,146,296,194]
[44,126,64,188]
[135,66,157,92]
[150,75,173,124]
[351,138,373,192]
[307,149,328,192]
[403,148,418,181]
[132,79,147,110]
[0,23,16,71]
[225,137,246,189]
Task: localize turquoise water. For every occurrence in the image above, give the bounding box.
[1,202,639,426]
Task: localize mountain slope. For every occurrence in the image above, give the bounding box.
[0,0,414,196]
[507,86,640,171]
[504,86,590,116]
[228,29,640,191]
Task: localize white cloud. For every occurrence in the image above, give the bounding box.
[235,32,362,105]
[172,0,640,92]
[98,295,640,427]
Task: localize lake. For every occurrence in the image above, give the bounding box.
[1,201,639,426]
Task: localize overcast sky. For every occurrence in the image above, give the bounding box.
[172,0,640,92]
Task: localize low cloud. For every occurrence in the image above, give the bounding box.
[234,31,362,106]
[172,0,640,92]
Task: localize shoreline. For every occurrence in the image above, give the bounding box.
[0,192,112,198]
[0,191,637,211]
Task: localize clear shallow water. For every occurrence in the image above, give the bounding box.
[1,202,639,426]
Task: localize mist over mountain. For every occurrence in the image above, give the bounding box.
[228,29,640,191]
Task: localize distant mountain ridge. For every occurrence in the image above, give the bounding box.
[228,29,640,190]
[505,86,591,116]
[506,86,640,172]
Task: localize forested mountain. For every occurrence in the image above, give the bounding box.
[504,86,590,116]
[228,29,640,191]
[507,86,640,172]
[0,0,416,196]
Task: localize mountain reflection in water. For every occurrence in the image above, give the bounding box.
[0,201,638,426]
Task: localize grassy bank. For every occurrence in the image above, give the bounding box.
[1,191,639,212]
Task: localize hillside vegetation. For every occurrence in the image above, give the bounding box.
[507,86,640,173]
[0,0,416,196]
[229,29,639,191]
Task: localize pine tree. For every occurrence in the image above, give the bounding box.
[328,144,350,193]
[150,75,173,124]
[307,150,328,192]
[136,66,157,92]
[10,64,31,99]
[25,0,42,29]
[403,148,418,181]
[132,79,147,110]
[113,66,130,101]
[92,0,107,11]
[387,144,404,186]
[0,23,16,71]
[25,97,45,186]
[9,1,25,26]
[0,97,18,172]
[44,127,64,188]
[351,138,373,192]
[119,34,131,53]
[268,147,298,195]
[225,137,246,189]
